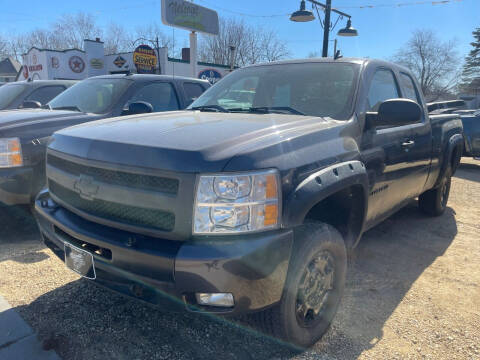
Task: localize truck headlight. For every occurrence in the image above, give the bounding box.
[0,138,23,168]
[194,170,281,234]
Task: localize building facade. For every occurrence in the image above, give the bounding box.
[17,38,230,84]
[0,57,22,83]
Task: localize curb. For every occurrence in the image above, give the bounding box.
[0,295,60,360]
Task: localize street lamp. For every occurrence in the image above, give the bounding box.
[290,0,315,22]
[290,0,358,57]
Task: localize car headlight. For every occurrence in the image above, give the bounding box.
[194,170,281,234]
[0,138,23,168]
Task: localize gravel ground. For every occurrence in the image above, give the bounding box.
[0,158,479,360]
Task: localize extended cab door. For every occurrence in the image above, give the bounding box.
[396,71,432,197]
[361,68,419,227]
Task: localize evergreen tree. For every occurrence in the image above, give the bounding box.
[460,27,480,93]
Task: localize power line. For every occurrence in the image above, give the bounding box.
[195,0,464,18]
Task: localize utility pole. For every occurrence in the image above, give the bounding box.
[155,36,161,74]
[322,0,331,57]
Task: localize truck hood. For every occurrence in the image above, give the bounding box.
[0,109,86,128]
[0,109,102,140]
[50,110,346,173]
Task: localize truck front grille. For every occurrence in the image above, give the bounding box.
[49,181,175,232]
[47,154,179,195]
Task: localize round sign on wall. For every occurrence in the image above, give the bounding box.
[133,45,157,74]
[69,56,85,73]
[198,69,222,84]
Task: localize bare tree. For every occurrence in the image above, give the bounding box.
[134,23,175,55]
[392,29,459,101]
[104,23,134,54]
[51,12,102,49]
[0,35,8,59]
[198,18,290,67]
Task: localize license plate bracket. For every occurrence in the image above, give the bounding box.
[64,243,96,279]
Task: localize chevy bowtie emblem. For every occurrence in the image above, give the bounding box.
[74,175,99,200]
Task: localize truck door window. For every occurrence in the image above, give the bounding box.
[128,82,179,112]
[367,69,399,111]
[399,73,421,104]
[183,82,206,104]
[26,86,65,105]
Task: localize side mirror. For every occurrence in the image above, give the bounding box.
[366,98,422,129]
[127,101,153,115]
[19,100,42,109]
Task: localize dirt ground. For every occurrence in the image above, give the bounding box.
[0,158,479,360]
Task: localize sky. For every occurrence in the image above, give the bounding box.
[1,0,478,61]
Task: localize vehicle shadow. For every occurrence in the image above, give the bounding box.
[11,202,457,360]
[0,204,46,263]
[315,202,457,358]
[454,161,480,182]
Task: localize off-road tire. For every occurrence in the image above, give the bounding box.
[419,166,452,216]
[249,222,347,349]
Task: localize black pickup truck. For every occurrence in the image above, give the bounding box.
[0,80,76,110]
[35,58,463,348]
[0,74,209,206]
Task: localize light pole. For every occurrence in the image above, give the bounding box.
[291,0,358,58]
[132,37,161,74]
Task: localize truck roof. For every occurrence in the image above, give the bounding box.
[12,79,78,87]
[245,57,413,75]
[88,73,210,84]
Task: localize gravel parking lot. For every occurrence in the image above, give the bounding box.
[1,159,479,360]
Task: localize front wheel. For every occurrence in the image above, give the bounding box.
[419,167,452,216]
[250,222,347,348]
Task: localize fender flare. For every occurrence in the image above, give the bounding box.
[283,160,369,229]
[436,133,463,186]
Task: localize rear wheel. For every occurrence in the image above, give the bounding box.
[250,222,347,348]
[419,166,452,216]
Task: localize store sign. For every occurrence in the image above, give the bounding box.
[133,45,157,74]
[113,56,126,68]
[90,58,104,69]
[161,0,219,35]
[198,69,222,84]
[69,56,85,73]
[51,57,60,69]
[28,64,43,72]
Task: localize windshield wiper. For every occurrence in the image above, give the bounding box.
[190,105,229,113]
[51,105,82,112]
[230,106,305,116]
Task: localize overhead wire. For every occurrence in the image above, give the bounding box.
[195,0,464,18]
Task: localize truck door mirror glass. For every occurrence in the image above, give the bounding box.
[127,101,153,115]
[366,98,422,129]
[19,100,42,109]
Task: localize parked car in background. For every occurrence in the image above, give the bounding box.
[35,58,463,348]
[427,99,467,114]
[0,80,77,110]
[427,100,480,158]
[456,109,480,158]
[0,74,210,206]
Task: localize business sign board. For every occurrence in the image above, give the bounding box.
[198,68,222,84]
[133,45,157,74]
[161,0,219,35]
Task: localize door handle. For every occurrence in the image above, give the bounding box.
[401,140,415,148]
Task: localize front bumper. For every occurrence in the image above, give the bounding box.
[0,166,34,205]
[34,191,294,316]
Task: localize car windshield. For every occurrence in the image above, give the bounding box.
[48,78,132,114]
[190,62,359,120]
[0,83,27,109]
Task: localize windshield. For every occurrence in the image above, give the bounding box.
[190,62,359,120]
[48,78,132,114]
[0,84,27,109]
